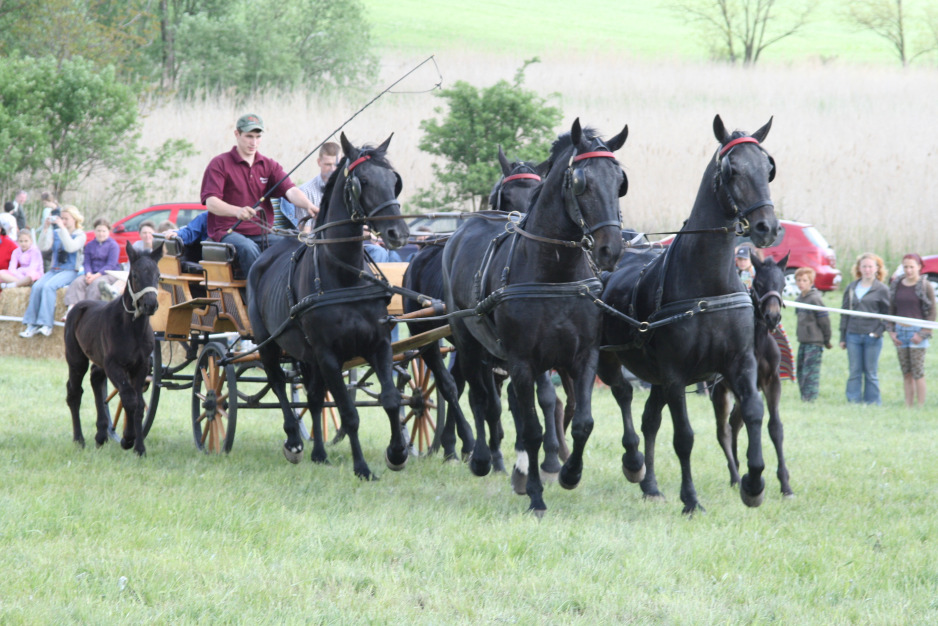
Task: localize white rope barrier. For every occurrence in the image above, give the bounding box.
[784,300,938,330]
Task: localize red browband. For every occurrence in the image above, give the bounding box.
[719,137,759,157]
[573,151,616,162]
[347,155,371,172]
[502,173,542,183]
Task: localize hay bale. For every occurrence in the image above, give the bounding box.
[0,286,68,360]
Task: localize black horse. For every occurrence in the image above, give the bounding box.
[443,119,628,514]
[402,147,548,461]
[711,253,793,496]
[597,115,779,514]
[248,132,410,480]
[65,241,163,456]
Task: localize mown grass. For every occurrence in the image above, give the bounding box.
[2,301,937,623]
[360,0,907,64]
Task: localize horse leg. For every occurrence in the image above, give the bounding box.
[303,367,329,465]
[763,373,792,496]
[597,355,645,484]
[447,352,475,461]
[66,355,89,448]
[258,346,305,464]
[367,341,406,471]
[661,384,703,515]
[711,382,741,487]
[726,360,766,508]
[317,351,374,480]
[105,366,143,455]
[90,365,116,448]
[421,344,473,461]
[639,385,666,500]
[463,361,500,477]
[535,371,562,479]
[509,363,547,514]
[507,381,529,495]
[558,352,600,491]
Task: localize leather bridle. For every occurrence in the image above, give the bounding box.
[713,136,776,236]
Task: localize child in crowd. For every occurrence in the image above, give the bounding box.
[0,229,44,288]
[795,267,832,401]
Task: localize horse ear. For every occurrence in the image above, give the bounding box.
[713,115,728,143]
[497,145,511,176]
[151,240,164,262]
[340,132,356,160]
[571,118,582,148]
[606,124,628,152]
[534,158,550,178]
[126,240,137,263]
[751,116,773,144]
[778,251,790,271]
[375,132,394,155]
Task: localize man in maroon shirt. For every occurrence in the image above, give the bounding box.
[200,113,317,273]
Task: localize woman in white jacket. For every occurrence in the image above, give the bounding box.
[20,205,85,337]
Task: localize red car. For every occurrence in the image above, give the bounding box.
[87,202,206,263]
[657,219,841,297]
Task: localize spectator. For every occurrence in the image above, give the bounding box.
[64,218,121,314]
[39,191,61,222]
[0,228,43,288]
[735,244,756,289]
[839,252,890,405]
[200,113,316,274]
[0,211,17,241]
[164,211,209,265]
[794,267,832,402]
[157,220,175,234]
[362,225,401,263]
[0,215,17,270]
[20,205,85,338]
[7,190,28,230]
[886,253,936,407]
[277,143,337,230]
[133,220,157,252]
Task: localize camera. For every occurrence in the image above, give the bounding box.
[51,208,61,217]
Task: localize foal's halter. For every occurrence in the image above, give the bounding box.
[122,270,158,319]
[713,136,776,236]
[751,281,784,330]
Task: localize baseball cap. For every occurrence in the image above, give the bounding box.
[236,113,264,133]
[735,247,751,259]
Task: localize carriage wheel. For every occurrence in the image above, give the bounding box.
[235,362,270,407]
[104,339,162,443]
[398,356,445,456]
[191,342,237,454]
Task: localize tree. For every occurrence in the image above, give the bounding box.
[844,0,936,66]
[0,55,194,209]
[672,0,816,64]
[417,59,562,211]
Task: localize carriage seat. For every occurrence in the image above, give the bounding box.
[159,237,204,274]
[200,241,245,281]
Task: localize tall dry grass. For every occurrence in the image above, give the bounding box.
[88,52,937,263]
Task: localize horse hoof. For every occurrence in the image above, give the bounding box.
[282,443,303,464]
[682,502,706,517]
[511,467,527,495]
[385,447,407,471]
[740,474,766,508]
[469,457,491,477]
[622,462,646,484]
[558,466,581,490]
[460,450,471,463]
[120,437,134,451]
[74,439,85,450]
[539,468,559,484]
[642,492,666,503]
[529,507,546,520]
[782,491,795,499]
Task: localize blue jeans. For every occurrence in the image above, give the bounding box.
[22,269,79,328]
[220,232,283,275]
[845,332,883,404]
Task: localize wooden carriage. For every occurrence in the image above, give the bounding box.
[107,237,450,455]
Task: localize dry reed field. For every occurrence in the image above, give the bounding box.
[106,52,938,262]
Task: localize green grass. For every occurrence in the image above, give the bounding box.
[361,0,912,65]
[2,300,937,623]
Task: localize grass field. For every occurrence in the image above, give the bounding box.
[2,304,937,622]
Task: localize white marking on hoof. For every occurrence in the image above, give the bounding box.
[623,463,646,483]
[282,444,302,464]
[514,450,529,475]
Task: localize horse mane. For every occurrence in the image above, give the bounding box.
[549,126,601,165]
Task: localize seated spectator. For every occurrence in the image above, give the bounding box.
[64,218,121,314]
[20,205,85,338]
[39,191,61,221]
[133,220,157,252]
[157,219,176,234]
[362,225,401,263]
[0,228,43,289]
[163,211,209,265]
[0,212,18,243]
[0,216,17,271]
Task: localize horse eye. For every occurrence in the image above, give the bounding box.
[573,169,587,195]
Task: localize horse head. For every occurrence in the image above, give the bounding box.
[124,240,163,318]
[338,132,410,249]
[751,252,788,330]
[553,118,628,271]
[489,145,548,212]
[712,115,779,248]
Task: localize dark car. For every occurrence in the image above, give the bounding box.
[657,219,841,297]
[87,202,206,263]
